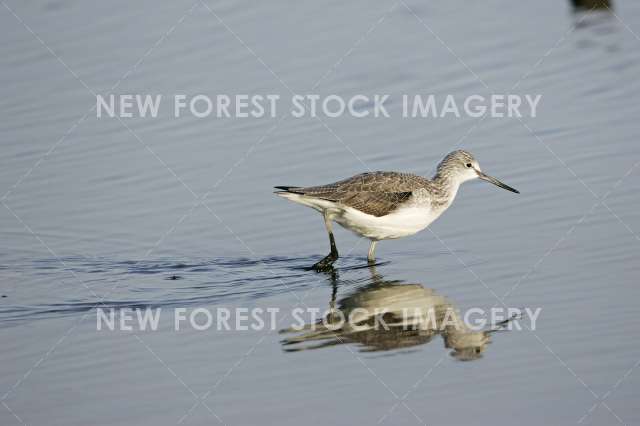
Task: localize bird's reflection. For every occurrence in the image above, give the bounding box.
[280,267,505,361]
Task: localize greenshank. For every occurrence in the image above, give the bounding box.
[275,150,519,270]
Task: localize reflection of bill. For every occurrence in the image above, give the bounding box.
[280,268,510,361]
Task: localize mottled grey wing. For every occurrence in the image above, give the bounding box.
[284,172,423,217]
[339,191,413,217]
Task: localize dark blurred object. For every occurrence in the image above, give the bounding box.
[571,0,612,11]
[571,0,617,37]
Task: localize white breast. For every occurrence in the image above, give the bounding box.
[333,204,443,240]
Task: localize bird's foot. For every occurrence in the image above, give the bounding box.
[311,253,338,272]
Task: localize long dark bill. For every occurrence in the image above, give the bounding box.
[477,171,520,194]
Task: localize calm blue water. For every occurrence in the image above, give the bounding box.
[1,1,639,425]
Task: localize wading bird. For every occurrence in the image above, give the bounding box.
[275,150,519,270]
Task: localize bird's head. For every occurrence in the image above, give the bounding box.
[436,150,519,194]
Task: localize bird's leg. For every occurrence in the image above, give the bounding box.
[367,240,378,263]
[326,271,339,324]
[312,214,339,271]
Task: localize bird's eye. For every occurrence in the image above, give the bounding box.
[466,163,472,168]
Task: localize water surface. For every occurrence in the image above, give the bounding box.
[1,0,639,425]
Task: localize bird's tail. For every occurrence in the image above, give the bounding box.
[274,186,303,193]
[274,185,331,212]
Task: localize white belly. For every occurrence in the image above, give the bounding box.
[276,191,444,240]
[333,205,441,240]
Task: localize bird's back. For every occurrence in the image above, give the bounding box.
[276,172,435,217]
